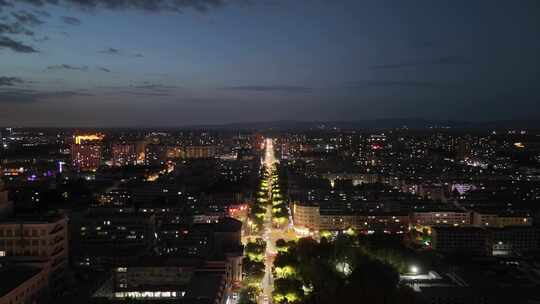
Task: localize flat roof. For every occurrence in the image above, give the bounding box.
[0,213,65,224]
[0,265,43,297]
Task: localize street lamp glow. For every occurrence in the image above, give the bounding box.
[409,265,419,275]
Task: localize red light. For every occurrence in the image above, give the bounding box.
[371,144,382,150]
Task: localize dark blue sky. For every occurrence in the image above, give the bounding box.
[0,0,539,126]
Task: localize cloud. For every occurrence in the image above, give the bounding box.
[99,47,120,55]
[0,35,38,52]
[33,9,51,18]
[0,88,92,103]
[0,76,24,86]
[11,11,44,26]
[0,1,236,56]
[0,0,13,9]
[33,35,49,42]
[131,82,176,90]
[0,0,233,13]
[222,85,313,93]
[46,64,88,71]
[370,56,471,70]
[60,16,81,25]
[0,11,42,37]
[99,47,144,58]
[119,91,171,97]
[349,80,461,89]
[97,66,111,72]
[0,22,34,36]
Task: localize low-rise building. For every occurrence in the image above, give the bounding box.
[472,211,532,227]
[292,201,409,234]
[74,208,156,268]
[0,213,69,295]
[0,180,12,218]
[432,226,540,256]
[93,259,230,304]
[291,202,319,231]
[432,227,491,256]
[157,217,243,284]
[0,265,48,304]
[185,145,218,159]
[412,211,471,230]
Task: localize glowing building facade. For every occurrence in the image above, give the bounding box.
[112,143,137,167]
[71,134,104,172]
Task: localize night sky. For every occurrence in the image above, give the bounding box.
[0,0,539,126]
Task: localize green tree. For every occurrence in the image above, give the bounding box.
[238,286,259,304]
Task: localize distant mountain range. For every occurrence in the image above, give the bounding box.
[185,118,540,131]
[3,118,539,130]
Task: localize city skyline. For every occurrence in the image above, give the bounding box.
[2,3,540,301]
[1,0,540,126]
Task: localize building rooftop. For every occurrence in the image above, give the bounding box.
[0,265,43,297]
[185,272,226,300]
[0,212,65,224]
[213,217,242,233]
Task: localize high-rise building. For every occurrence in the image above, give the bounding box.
[71,134,104,172]
[455,139,472,161]
[144,144,168,166]
[112,143,137,167]
[0,180,12,218]
[135,140,147,164]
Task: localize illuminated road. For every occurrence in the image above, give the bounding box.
[261,138,277,304]
[259,138,299,304]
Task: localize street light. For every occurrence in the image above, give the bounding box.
[409,265,419,275]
